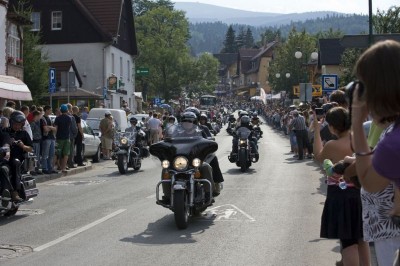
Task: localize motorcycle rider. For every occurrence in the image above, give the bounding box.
[188,108,224,195]
[251,112,263,138]
[161,111,216,204]
[229,115,259,163]
[199,113,214,134]
[2,111,33,201]
[125,117,146,155]
[0,130,12,207]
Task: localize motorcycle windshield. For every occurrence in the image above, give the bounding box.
[236,127,251,139]
[115,131,136,145]
[150,123,218,162]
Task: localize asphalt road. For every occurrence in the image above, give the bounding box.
[0,122,341,266]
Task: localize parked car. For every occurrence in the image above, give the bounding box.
[81,120,101,163]
[86,118,101,137]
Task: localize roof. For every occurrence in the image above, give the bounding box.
[318,38,345,65]
[251,41,277,60]
[340,34,400,48]
[213,53,237,66]
[49,60,83,87]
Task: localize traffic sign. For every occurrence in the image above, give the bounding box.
[293,84,322,97]
[136,67,149,76]
[321,74,338,91]
[49,68,56,93]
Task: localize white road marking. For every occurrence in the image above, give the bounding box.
[203,204,255,222]
[146,194,156,199]
[33,209,126,252]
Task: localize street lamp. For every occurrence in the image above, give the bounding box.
[295,50,318,102]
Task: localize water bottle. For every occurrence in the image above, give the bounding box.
[339,181,347,190]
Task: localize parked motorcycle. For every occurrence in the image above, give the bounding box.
[0,146,39,217]
[228,127,258,172]
[114,130,149,174]
[150,124,218,229]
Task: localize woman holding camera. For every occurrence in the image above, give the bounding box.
[346,40,400,265]
[313,107,370,266]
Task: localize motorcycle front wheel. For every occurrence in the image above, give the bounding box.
[239,149,247,172]
[117,155,128,174]
[4,206,19,217]
[174,190,189,229]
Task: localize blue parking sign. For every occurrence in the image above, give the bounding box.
[49,68,56,93]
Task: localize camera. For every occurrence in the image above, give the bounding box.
[345,80,365,108]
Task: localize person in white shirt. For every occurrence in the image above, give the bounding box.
[147,113,162,145]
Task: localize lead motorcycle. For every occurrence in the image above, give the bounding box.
[150,123,218,229]
[0,146,39,217]
[114,129,149,174]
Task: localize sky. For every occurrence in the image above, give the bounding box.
[173,0,398,14]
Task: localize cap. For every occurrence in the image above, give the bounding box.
[291,110,299,115]
[105,110,111,116]
[60,104,68,113]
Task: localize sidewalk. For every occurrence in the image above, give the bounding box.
[33,162,93,183]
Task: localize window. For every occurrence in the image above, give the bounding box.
[51,11,62,30]
[31,12,41,31]
[127,60,130,81]
[7,24,21,63]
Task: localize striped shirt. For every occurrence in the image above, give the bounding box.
[289,115,307,131]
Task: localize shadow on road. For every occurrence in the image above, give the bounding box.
[0,213,28,226]
[120,214,215,245]
[224,168,257,175]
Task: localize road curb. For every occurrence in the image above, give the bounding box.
[34,163,93,183]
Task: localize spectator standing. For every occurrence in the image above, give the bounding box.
[72,106,85,166]
[148,113,162,145]
[41,105,57,174]
[99,111,113,160]
[67,103,78,169]
[81,107,89,121]
[1,107,14,128]
[30,110,43,175]
[54,104,72,173]
[20,105,33,140]
[288,110,313,160]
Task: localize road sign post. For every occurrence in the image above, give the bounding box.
[321,74,338,92]
[136,67,149,77]
[49,68,56,109]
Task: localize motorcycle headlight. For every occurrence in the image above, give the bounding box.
[161,160,170,169]
[240,140,247,145]
[173,156,188,171]
[121,138,128,145]
[192,158,201,168]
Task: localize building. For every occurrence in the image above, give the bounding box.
[22,0,140,111]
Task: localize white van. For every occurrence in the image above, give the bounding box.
[87,108,128,132]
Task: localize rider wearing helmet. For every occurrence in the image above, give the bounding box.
[2,111,33,201]
[125,116,138,133]
[251,112,263,137]
[199,113,214,133]
[229,115,259,163]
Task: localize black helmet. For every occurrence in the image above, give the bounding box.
[129,117,137,123]
[181,112,197,124]
[240,115,250,125]
[252,112,258,118]
[9,111,26,124]
[185,107,200,118]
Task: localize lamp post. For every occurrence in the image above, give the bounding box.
[295,50,318,102]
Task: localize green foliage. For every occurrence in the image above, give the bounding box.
[373,6,400,33]
[188,14,368,55]
[13,0,49,104]
[133,0,174,16]
[244,28,255,48]
[135,6,218,101]
[338,48,364,87]
[221,25,237,53]
[268,28,317,95]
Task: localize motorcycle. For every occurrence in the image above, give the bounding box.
[211,121,220,136]
[253,125,263,141]
[228,127,258,172]
[0,146,39,217]
[150,124,218,229]
[114,130,149,174]
[226,121,236,135]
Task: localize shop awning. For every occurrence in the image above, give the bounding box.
[0,75,32,101]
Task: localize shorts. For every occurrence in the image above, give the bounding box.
[289,131,297,146]
[56,139,71,157]
[101,136,113,150]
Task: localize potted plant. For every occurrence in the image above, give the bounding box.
[16,58,23,66]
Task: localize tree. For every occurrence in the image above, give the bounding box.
[373,6,400,34]
[221,25,237,53]
[259,29,281,46]
[268,28,317,95]
[133,0,174,16]
[13,0,49,104]
[339,48,364,87]
[235,27,245,50]
[135,6,192,100]
[244,27,255,48]
[186,53,219,96]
